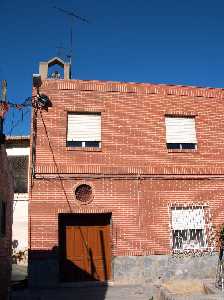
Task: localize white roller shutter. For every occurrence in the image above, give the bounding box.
[165,117,197,144]
[67,113,101,142]
[171,207,205,230]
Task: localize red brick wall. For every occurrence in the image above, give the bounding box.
[29,79,224,255]
[0,144,13,300]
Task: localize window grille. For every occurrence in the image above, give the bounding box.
[170,204,215,254]
[8,156,28,193]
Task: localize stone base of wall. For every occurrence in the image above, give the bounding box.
[28,254,219,287]
[113,254,218,284]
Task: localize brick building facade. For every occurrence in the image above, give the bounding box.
[29,58,224,286]
[0,106,14,299]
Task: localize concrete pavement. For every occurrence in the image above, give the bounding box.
[11,264,27,282]
[11,264,155,300]
[10,284,155,300]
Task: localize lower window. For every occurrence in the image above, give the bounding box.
[172,229,206,250]
[171,206,207,251]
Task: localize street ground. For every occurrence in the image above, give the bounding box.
[11,264,155,300]
[11,265,223,299]
[12,264,27,282]
[10,284,155,300]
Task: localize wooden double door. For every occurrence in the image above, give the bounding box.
[59,213,112,282]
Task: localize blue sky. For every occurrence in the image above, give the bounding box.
[1,0,224,135]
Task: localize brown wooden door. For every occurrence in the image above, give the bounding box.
[59,213,111,282]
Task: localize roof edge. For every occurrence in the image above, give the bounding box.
[40,79,224,99]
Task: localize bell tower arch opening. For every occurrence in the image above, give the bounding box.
[39,57,71,80]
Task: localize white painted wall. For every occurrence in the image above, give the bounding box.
[6,147,30,156]
[12,193,28,253]
[6,144,30,265]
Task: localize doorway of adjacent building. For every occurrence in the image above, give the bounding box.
[59,213,112,282]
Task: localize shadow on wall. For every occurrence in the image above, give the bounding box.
[28,247,108,300]
[60,252,108,283]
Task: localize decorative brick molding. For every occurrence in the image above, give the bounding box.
[41,79,224,99]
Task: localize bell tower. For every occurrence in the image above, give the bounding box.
[39,57,71,80]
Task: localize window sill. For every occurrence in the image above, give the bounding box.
[167,149,197,153]
[173,247,209,253]
[66,147,102,152]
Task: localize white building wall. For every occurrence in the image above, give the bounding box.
[6,145,30,265]
[12,193,28,253]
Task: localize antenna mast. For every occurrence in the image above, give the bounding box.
[53,6,89,75]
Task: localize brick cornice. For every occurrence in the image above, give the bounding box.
[34,163,224,177]
[41,79,224,99]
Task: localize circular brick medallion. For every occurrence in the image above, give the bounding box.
[75,184,93,203]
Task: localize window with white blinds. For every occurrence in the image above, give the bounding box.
[171,207,206,250]
[165,116,197,150]
[67,112,101,148]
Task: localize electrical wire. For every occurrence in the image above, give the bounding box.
[39,110,72,213]
[39,111,101,279]
[1,97,33,109]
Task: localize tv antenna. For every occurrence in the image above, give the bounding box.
[53,6,89,75]
[56,44,67,60]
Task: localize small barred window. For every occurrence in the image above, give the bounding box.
[170,205,214,252]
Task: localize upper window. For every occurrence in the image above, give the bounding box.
[67,112,101,148]
[171,206,206,251]
[165,116,197,150]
